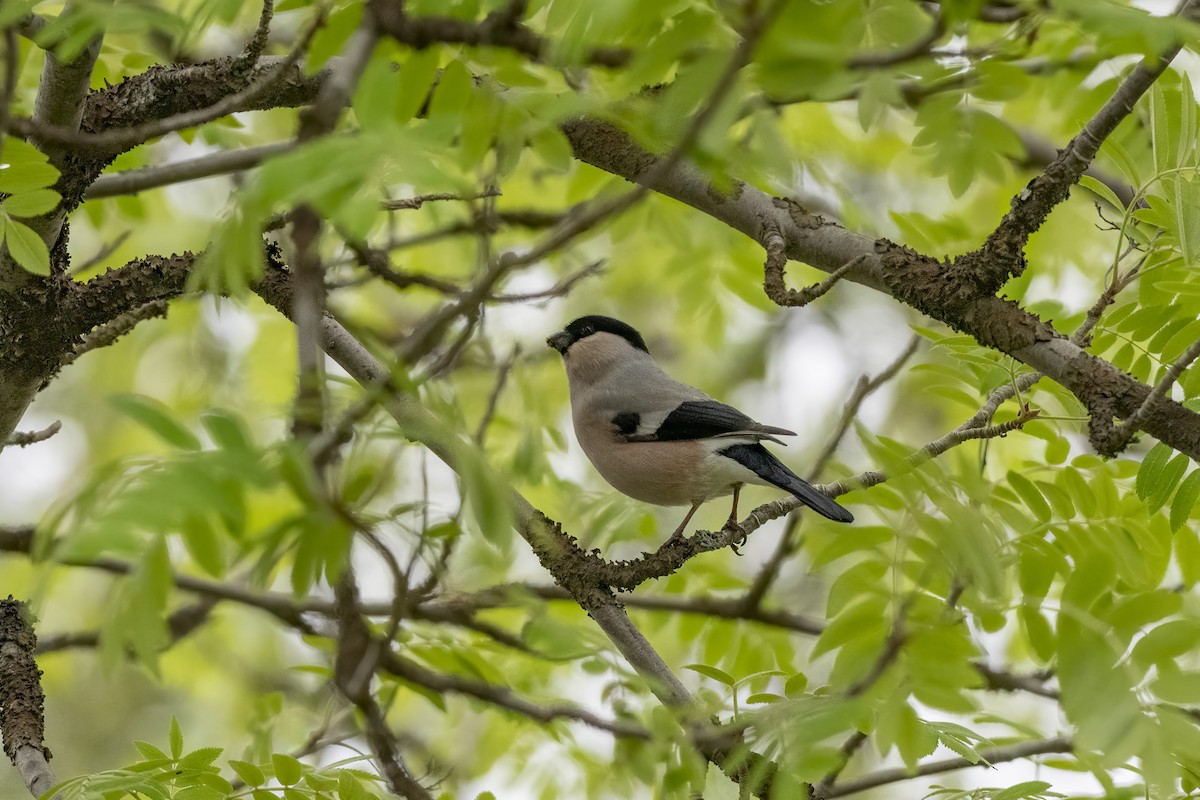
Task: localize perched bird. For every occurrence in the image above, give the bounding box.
[546,315,853,540]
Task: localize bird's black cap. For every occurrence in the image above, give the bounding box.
[547,315,649,354]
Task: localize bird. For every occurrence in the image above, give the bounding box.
[546,315,853,541]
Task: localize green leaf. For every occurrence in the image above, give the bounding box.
[427,59,474,122]
[1007,470,1051,522]
[460,449,513,550]
[1,189,60,218]
[112,394,202,450]
[178,747,224,770]
[875,697,938,770]
[1151,664,1200,704]
[169,716,184,760]
[395,48,442,124]
[1170,469,1200,530]
[4,218,50,275]
[531,127,573,173]
[683,663,736,687]
[1131,619,1200,667]
[1019,606,1055,663]
[744,693,784,704]
[0,138,60,192]
[522,612,597,660]
[1137,443,1172,500]
[228,760,266,787]
[180,515,225,577]
[992,781,1053,800]
[1147,453,1189,513]
[1177,527,1200,587]
[784,672,808,697]
[134,741,170,761]
[272,753,304,786]
[200,409,253,452]
[1078,175,1125,210]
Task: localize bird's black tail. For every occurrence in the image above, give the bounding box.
[720,444,854,523]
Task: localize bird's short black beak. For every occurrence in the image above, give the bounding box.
[546,330,572,354]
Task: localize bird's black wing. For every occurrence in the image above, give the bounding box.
[617,400,793,443]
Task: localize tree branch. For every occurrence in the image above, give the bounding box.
[378,651,649,739]
[821,736,1073,798]
[369,2,630,68]
[0,598,61,800]
[3,420,62,449]
[977,0,1198,283]
[84,143,295,199]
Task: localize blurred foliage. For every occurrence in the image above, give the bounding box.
[3,0,1200,799]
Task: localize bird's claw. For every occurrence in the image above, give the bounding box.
[722,518,747,550]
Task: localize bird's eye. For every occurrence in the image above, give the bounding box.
[581,326,593,335]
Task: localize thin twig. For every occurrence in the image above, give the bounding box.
[822,736,1072,798]
[1109,337,1200,449]
[85,143,294,199]
[71,230,131,273]
[764,247,864,308]
[475,347,520,444]
[846,12,945,68]
[60,300,169,368]
[381,188,501,211]
[4,421,62,449]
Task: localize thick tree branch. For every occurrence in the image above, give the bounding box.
[0,599,61,800]
[558,116,1200,460]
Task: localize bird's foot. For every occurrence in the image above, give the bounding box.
[722,517,747,554]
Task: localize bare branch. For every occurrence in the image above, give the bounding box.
[72,230,131,273]
[332,571,434,800]
[475,347,520,444]
[381,188,501,211]
[84,143,294,199]
[822,736,1073,798]
[764,238,863,307]
[61,300,169,369]
[379,651,649,739]
[4,421,62,449]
